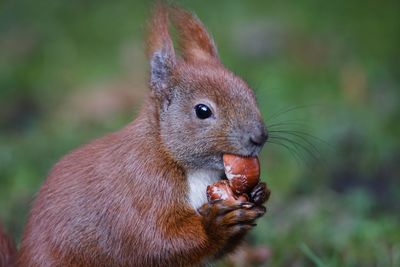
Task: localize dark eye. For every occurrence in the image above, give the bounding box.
[195,104,212,119]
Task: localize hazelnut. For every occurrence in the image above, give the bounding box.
[223,154,260,195]
[207,180,249,202]
[206,180,235,202]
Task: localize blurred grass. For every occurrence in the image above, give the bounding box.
[1,0,399,266]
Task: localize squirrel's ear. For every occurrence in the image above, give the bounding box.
[170,5,219,64]
[147,2,176,94]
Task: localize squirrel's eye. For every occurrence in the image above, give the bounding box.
[195,104,212,119]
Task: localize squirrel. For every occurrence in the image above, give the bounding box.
[0,224,16,267]
[1,2,270,267]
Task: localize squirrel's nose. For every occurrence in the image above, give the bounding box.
[249,125,268,147]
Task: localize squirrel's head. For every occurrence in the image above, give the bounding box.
[146,3,267,171]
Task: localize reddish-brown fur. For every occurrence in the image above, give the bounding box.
[169,5,219,63]
[0,224,16,267]
[18,101,214,266]
[1,2,270,266]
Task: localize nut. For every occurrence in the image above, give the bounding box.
[223,154,260,195]
[207,180,235,202]
[207,180,249,202]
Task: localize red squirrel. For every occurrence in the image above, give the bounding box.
[0,224,16,267]
[1,3,270,266]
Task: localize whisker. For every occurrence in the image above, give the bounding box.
[269,131,323,158]
[269,135,321,166]
[269,136,310,161]
[265,104,318,123]
[269,129,332,148]
[268,121,310,129]
[266,140,303,165]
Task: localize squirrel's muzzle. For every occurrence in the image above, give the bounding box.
[239,122,268,156]
[249,125,268,147]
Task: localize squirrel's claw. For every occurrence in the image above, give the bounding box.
[250,182,271,206]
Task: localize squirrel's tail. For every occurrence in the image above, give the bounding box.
[0,223,16,267]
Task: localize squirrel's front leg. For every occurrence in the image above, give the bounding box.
[197,182,271,259]
[197,198,266,259]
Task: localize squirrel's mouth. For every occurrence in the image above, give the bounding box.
[222,149,261,159]
[223,142,263,158]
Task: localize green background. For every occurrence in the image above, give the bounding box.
[1,0,399,266]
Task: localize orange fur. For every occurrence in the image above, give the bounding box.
[1,2,270,266]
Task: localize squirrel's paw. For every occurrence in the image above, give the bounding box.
[198,199,266,237]
[250,182,271,206]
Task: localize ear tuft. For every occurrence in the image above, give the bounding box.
[170,5,219,63]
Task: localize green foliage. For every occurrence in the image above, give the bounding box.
[1,0,399,266]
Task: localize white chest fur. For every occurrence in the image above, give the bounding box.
[187,169,222,210]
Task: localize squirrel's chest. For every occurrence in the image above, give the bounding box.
[186,169,222,210]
